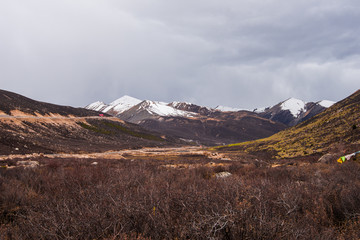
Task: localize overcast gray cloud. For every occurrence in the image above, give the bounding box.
[1,0,359,109]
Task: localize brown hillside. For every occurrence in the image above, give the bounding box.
[0,89,175,154]
[215,90,360,159]
[0,89,100,117]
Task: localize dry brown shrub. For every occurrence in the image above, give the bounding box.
[0,158,360,239]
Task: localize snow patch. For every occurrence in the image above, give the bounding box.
[168,101,184,108]
[86,95,142,114]
[140,100,196,117]
[280,98,306,117]
[214,105,242,112]
[253,107,266,113]
[103,105,114,112]
[110,95,142,114]
[86,101,109,112]
[317,100,335,108]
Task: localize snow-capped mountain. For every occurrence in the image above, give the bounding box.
[86,95,142,116]
[255,98,335,126]
[85,96,289,145]
[86,96,199,121]
[280,98,306,117]
[133,100,195,118]
[86,101,109,112]
[85,95,335,144]
[109,95,142,113]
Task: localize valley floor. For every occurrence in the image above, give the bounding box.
[1,147,360,239]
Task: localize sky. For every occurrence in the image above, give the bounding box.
[1,0,360,109]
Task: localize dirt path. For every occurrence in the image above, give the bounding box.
[0,146,232,161]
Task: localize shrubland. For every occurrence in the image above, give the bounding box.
[1,157,360,239]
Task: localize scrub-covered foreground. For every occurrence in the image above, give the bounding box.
[1,156,360,239]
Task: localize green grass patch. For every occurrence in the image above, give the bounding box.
[77,121,164,141]
[102,122,164,141]
[76,122,112,135]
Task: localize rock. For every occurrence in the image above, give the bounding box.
[16,160,39,168]
[318,153,337,164]
[215,171,232,179]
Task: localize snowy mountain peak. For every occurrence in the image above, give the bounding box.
[86,101,109,112]
[87,101,105,108]
[317,100,335,108]
[280,98,306,117]
[137,100,196,117]
[109,95,142,114]
[85,95,142,115]
[110,95,141,106]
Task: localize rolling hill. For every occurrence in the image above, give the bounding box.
[0,89,174,155]
[215,90,360,159]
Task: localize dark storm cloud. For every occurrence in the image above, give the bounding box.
[0,0,359,109]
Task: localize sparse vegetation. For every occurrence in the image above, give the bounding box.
[215,90,360,159]
[76,121,164,142]
[1,157,360,239]
[102,121,164,141]
[76,121,112,135]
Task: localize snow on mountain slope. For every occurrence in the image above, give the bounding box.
[317,100,335,108]
[139,100,196,117]
[280,98,306,117]
[110,95,142,113]
[253,107,267,113]
[86,101,109,112]
[86,95,141,115]
[168,101,193,109]
[214,105,242,112]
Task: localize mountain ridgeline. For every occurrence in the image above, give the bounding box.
[0,88,339,155]
[0,89,174,155]
[86,95,334,145]
[216,90,360,159]
[88,98,288,145]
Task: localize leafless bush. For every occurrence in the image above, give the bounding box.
[1,158,360,239]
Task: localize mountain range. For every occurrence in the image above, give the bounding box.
[1,87,357,160]
[86,95,334,145]
[216,89,360,159]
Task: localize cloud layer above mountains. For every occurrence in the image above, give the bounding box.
[1,0,360,108]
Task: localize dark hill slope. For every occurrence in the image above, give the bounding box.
[215,90,360,159]
[119,101,287,145]
[0,89,174,154]
[0,117,170,154]
[0,89,99,116]
[139,112,287,145]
